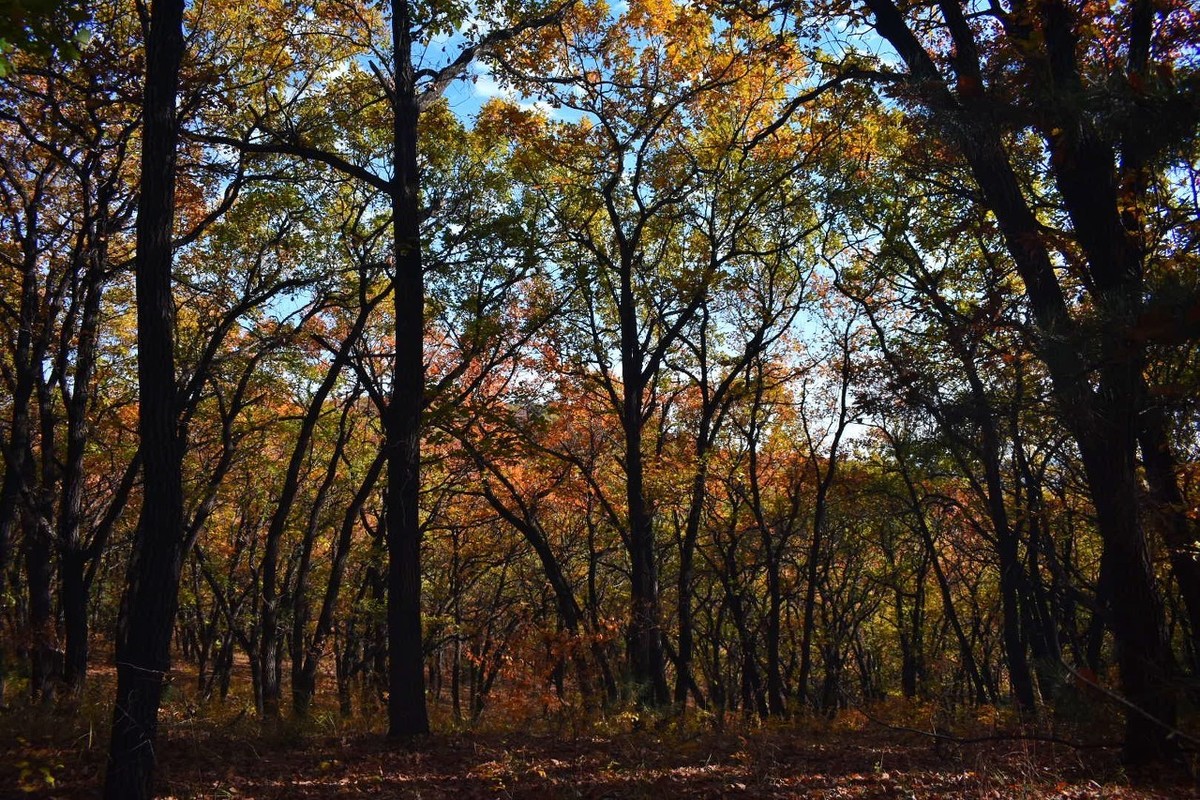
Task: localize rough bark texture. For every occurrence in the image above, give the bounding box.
[102,0,187,796]
[384,0,430,739]
[620,271,669,707]
[59,237,106,691]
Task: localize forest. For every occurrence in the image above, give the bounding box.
[0,0,1198,797]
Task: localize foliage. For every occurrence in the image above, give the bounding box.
[0,0,1197,793]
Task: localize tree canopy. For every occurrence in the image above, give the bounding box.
[0,0,1197,796]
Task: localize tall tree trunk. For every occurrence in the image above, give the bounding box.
[58,239,106,691]
[624,394,668,706]
[619,266,668,706]
[765,562,786,714]
[27,365,60,700]
[1138,406,1200,667]
[0,199,41,702]
[60,548,88,690]
[103,0,187,795]
[24,509,55,702]
[383,0,429,738]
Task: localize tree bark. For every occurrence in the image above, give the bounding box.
[0,194,41,701]
[24,509,56,701]
[58,231,106,691]
[383,0,429,739]
[293,448,385,716]
[103,0,187,795]
[617,253,669,706]
[1138,405,1200,667]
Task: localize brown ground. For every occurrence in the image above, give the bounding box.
[3,704,1197,799]
[3,650,1197,799]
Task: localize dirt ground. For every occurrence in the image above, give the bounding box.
[4,650,1197,799]
[4,706,1198,799]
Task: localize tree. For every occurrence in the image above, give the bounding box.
[200,0,574,738]
[0,4,143,696]
[0,0,88,75]
[103,0,187,795]
[498,0,811,705]
[815,0,1200,761]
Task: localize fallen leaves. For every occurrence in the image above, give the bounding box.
[3,713,1196,799]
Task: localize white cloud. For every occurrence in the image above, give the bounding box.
[471,72,507,99]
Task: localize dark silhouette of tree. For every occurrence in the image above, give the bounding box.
[102,0,186,795]
[840,0,1197,762]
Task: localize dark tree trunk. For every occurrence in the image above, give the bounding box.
[60,548,88,690]
[1138,406,1200,667]
[602,183,670,706]
[211,633,235,702]
[765,563,785,714]
[103,0,187,796]
[620,314,668,705]
[0,201,41,702]
[1079,429,1176,763]
[293,449,385,716]
[24,511,56,702]
[861,0,1177,760]
[674,458,706,707]
[27,365,60,702]
[58,243,106,692]
[819,644,842,712]
[897,597,920,698]
[382,0,429,740]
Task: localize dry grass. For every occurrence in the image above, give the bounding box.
[2,670,1197,799]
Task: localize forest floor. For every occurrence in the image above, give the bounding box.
[4,694,1199,799]
[3,652,1198,799]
